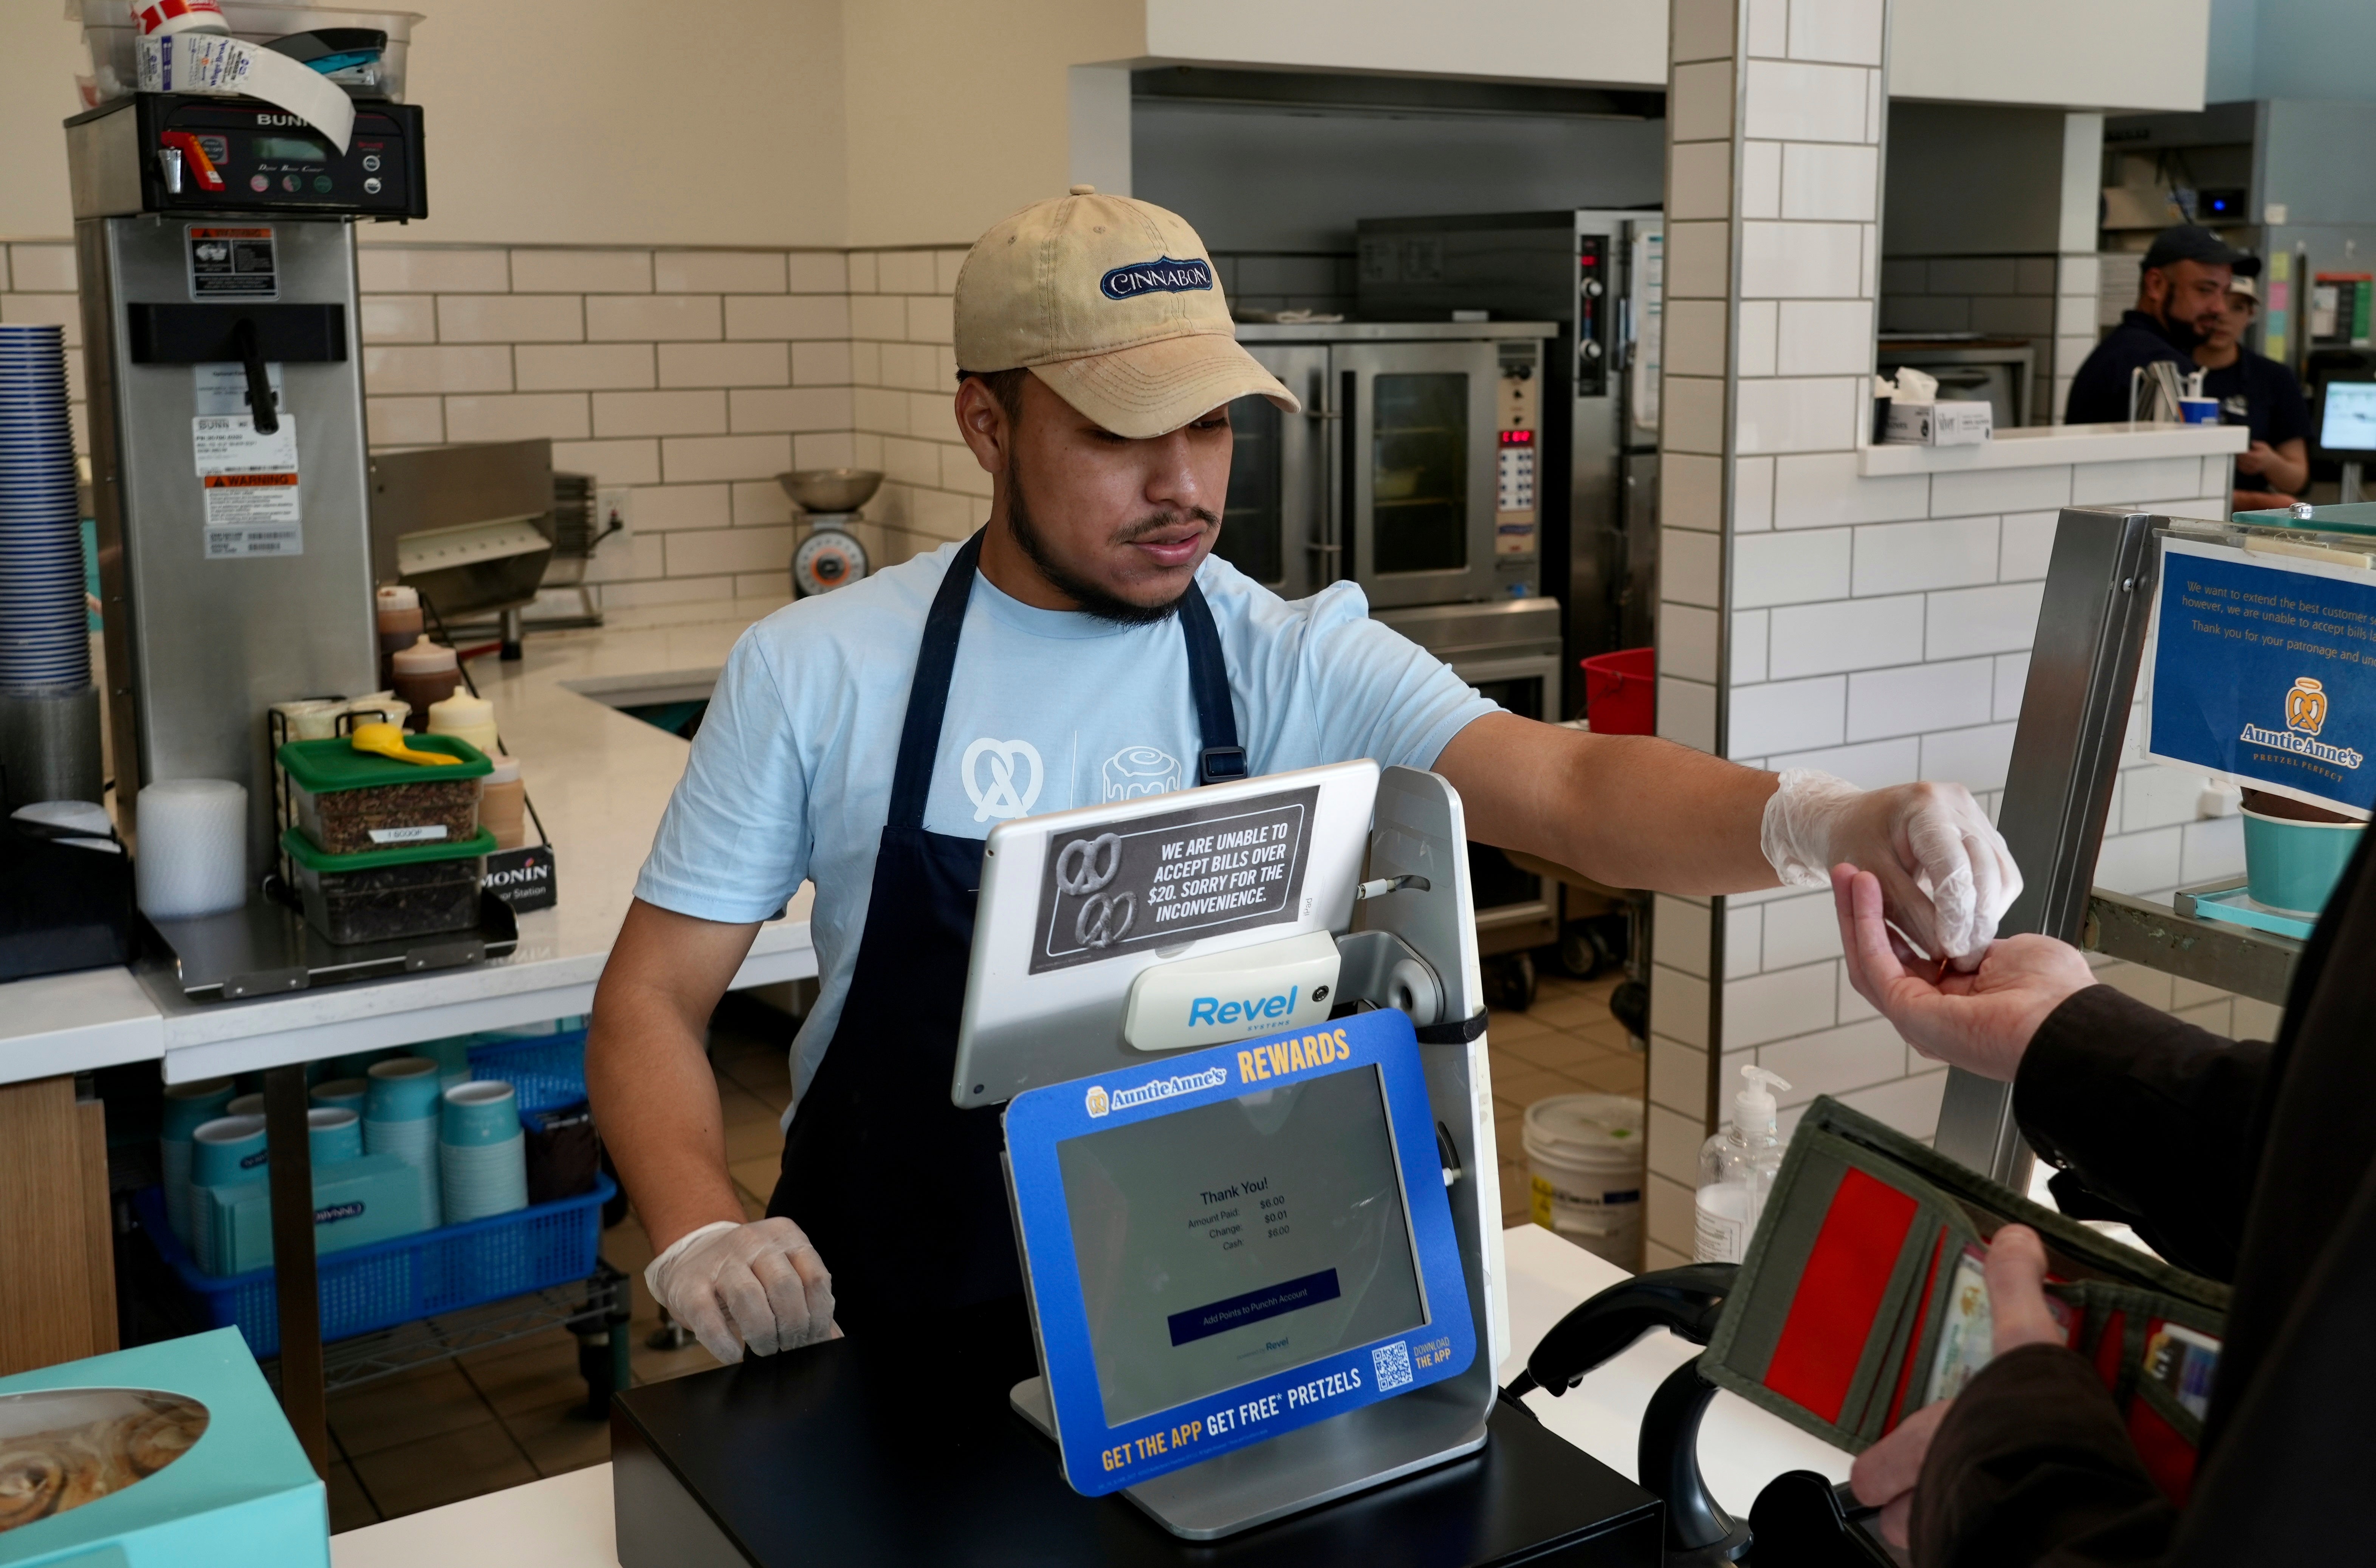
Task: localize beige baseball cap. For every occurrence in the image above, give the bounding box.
[953,186,1299,439]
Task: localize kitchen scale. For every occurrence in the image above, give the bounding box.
[777,467,879,596]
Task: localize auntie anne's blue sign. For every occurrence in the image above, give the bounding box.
[2148,536,2376,818]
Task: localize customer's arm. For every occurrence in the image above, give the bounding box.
[1832,867,2273,1280]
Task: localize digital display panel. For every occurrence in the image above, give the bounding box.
[251,136,328,164]
[1056,1064,1425,1426]
[2320,380,2376,456]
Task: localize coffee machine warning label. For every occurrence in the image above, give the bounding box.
[187,227,277,300]
[193,414,302,557]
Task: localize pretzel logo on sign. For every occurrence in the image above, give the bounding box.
[1075,892,1136,949]
[1056,832,1122,896]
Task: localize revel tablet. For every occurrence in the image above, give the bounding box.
[954,760,1379,1108]
[1003,1005,1476,1497]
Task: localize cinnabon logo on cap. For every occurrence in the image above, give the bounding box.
[1099,256,1214,301]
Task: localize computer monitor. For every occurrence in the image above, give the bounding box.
[2314,377,2376,460]
[1003,1005,1476,1497]
[951,760,1379,1109]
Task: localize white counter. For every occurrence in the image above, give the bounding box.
[0,598,812,1087]
[1857,420,2245,476]
[330,1226,1851,1567]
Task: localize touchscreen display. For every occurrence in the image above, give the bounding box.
[1056,1065,1426,1426]
[2322,380,2376,454]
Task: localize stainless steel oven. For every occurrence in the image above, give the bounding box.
[1218,321,1554,609]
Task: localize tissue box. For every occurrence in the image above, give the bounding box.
[0,1329,327,1566]
[1883,399,1993,446]
[193,1155,429,1276]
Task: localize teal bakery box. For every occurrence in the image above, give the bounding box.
[0,1329,326,1566]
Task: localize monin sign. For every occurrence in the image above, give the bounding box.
[484,845,557,913]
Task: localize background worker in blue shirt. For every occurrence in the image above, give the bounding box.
[2195,273,2311,511]
[2066,225,2253,425]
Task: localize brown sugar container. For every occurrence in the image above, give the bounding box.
[277,733,492,855]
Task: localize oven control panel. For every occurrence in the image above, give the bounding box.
[1496,339,1541,562]
[1575,234,1610,398]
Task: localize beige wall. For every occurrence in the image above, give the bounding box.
[0,5,99,242]
[1142,0,1668,87]
[1891,0,2209,113]
[841,0,1143,248]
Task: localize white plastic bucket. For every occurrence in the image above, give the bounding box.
[1523,1092,1644,1269]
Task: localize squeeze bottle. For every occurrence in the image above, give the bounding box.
[1693,1065,1792,1263]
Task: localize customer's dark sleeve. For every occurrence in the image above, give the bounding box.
[2013,985,2273,1281]
[1913,1345,2176,1568]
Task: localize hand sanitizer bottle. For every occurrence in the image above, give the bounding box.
[1693,1066,1792,1263]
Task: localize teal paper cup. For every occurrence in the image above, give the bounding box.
[311,1077,369,1111]
[440,1080,519,1147]
[366,1056,442,1121]
[2242,807,2365,915]
[161,1078,235,1140]
[308,1107,364,1166]
[191,1114,269,1187]
[226,1092,265,1118]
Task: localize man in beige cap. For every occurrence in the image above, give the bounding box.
[590,189,2022,1374]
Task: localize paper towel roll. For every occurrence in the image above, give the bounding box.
[134,779,246,920]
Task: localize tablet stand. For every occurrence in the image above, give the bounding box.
[1007,766,1506,1540]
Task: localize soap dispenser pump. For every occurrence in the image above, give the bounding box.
[1693,1065,1792,1263]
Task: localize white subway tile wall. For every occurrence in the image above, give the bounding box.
[1648,4,2253,1271]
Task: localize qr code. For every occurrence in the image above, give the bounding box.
[1372,1340,1414,1392]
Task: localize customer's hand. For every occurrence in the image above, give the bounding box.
[1833,865,2095,1080]
[1848,1226,2069,1548]
[1763,772,2020,970]
[644,1216,838,1363]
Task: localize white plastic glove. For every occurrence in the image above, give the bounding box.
[1760,769,2021,970]
[644,1217,837,1363]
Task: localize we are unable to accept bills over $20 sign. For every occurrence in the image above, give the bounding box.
[2148,536,2376,819]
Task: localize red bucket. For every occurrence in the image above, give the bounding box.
[1581,647,1655,735]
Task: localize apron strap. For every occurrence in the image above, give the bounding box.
[886,531,1245,826]
[1178,582,1246,786]
[886,531,986,830]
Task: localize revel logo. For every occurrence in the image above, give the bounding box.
[1188,987,1297,1028]
[1100,256,1214,301]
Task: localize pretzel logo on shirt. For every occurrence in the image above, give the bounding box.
[961,737,1044,822]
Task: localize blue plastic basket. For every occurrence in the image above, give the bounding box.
[135,1174,613,1359]
[466,1029,589,1116]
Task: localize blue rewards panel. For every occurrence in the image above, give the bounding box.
[1005,1007,1476,1496]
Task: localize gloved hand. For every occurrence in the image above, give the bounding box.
[1761,770,2020,970]
[644,1216,837,1363]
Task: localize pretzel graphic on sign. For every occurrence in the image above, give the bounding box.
[1056,832,1123,896]
[1075,892,1136,949]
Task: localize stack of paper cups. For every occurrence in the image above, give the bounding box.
[364,1057,443,1228]
[189,1113,268,1274]
[439,1080,527,1222]
[134,779,246,919]
[310,1077,369,1112]
[308,1107,364,1166]
[160,1078,234,1245]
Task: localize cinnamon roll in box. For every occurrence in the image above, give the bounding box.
[0,1329,324,1565]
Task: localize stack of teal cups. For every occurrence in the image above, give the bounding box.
[308,1107,364,1166]
[310,1077,370,1113]
[364,1057,444,1228]
[160,1078,235,1244]
[189,1114,269,1272]
[439,1080,527,1222]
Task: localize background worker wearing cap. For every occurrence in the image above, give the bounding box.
[2195,273,2311,511]
[2066,224,2254,425]
[586,189,2023,1374]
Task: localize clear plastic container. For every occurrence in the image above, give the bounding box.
[79,2,424,104]
[282,827,492,945]
[278,733,489,855]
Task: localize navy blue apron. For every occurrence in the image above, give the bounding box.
[768,530,1244,1377]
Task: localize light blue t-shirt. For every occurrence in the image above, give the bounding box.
[633,544,1499,1103]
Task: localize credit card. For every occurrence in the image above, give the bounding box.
[2144,1320,2221,1421]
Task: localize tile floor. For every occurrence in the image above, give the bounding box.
[324,975,1642,1531]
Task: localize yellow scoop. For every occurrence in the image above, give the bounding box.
[350,722,463,766]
